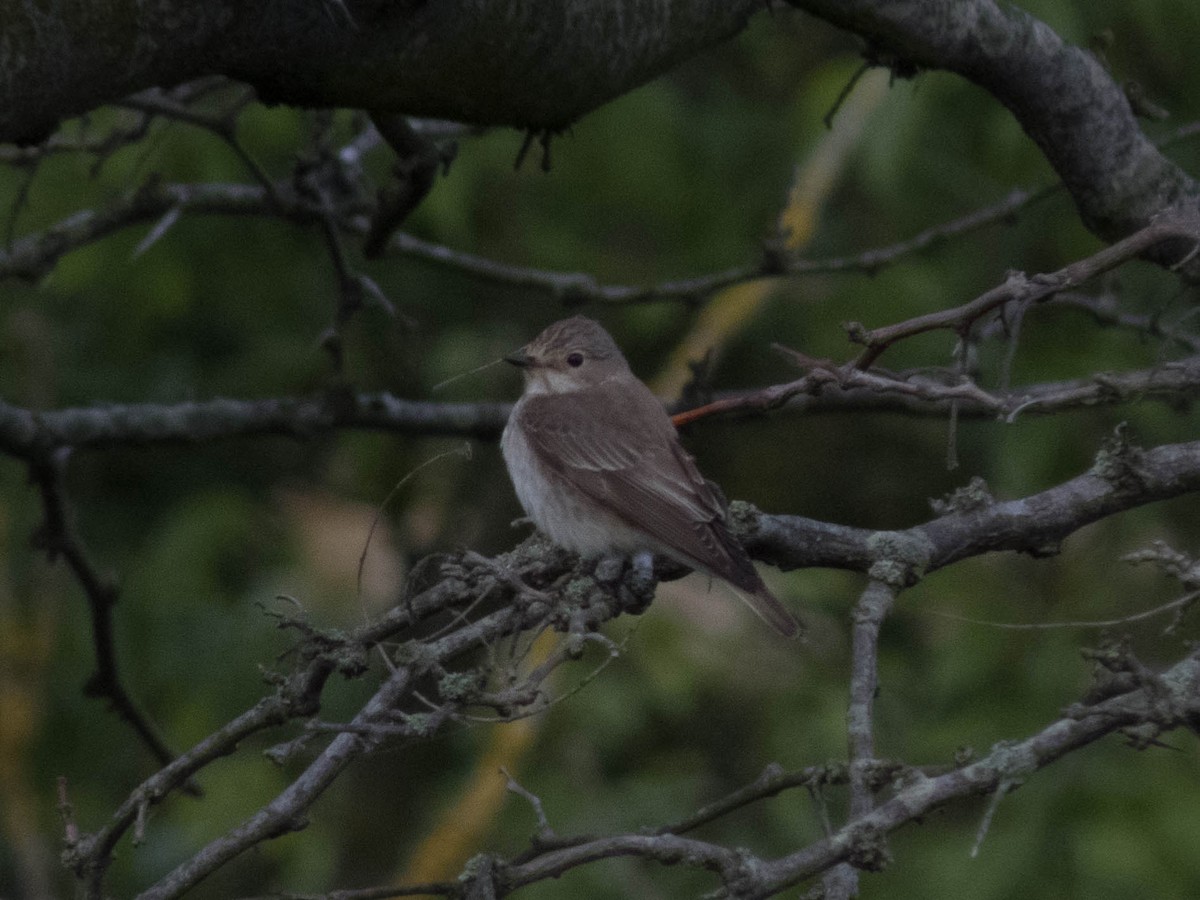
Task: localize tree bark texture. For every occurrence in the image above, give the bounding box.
[0,0,760,143]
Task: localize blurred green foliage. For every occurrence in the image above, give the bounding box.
[1,3,1199,898]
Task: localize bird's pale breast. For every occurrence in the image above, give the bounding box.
[501,398,648,556]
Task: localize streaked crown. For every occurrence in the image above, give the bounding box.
[511,316,631,394]
[526,316,622,359]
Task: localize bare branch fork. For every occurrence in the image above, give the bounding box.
[73,539,659,899]
[847,211,1200,370]
[216,643,1200,899]
[474,646,1200,899]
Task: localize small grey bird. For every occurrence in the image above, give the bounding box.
[501,316,801,637]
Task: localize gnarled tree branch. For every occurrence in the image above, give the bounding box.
[790,0,1200,269]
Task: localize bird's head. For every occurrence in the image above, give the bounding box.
[506,316,631,395]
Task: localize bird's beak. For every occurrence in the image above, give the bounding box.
[504,349,535,368]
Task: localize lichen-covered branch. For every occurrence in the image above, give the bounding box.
[60,428,1200,896]
[745,435,1200,578]
[83,539,653,899]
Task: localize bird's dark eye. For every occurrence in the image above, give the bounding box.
[566,352,584,368]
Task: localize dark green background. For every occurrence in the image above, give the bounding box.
[1,2,1198,897]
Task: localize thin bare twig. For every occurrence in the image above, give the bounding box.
[924,591,1200,632]
[1021,291,1200,355]
[502,767,556,841]
[380,184,1053,306]
[671,351,1007,427]
[654,763,844,837]
[118,90,281,204]
[847,212,1200,369]
[27,453,196,793]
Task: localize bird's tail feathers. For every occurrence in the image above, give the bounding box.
[728,582,804,639]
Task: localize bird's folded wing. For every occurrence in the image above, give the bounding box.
[516,389,749,579]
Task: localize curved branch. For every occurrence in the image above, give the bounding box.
[499,832,747,894]
[0,181,290,282]
[790,0,1200,267]
[382,184,1049,305]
